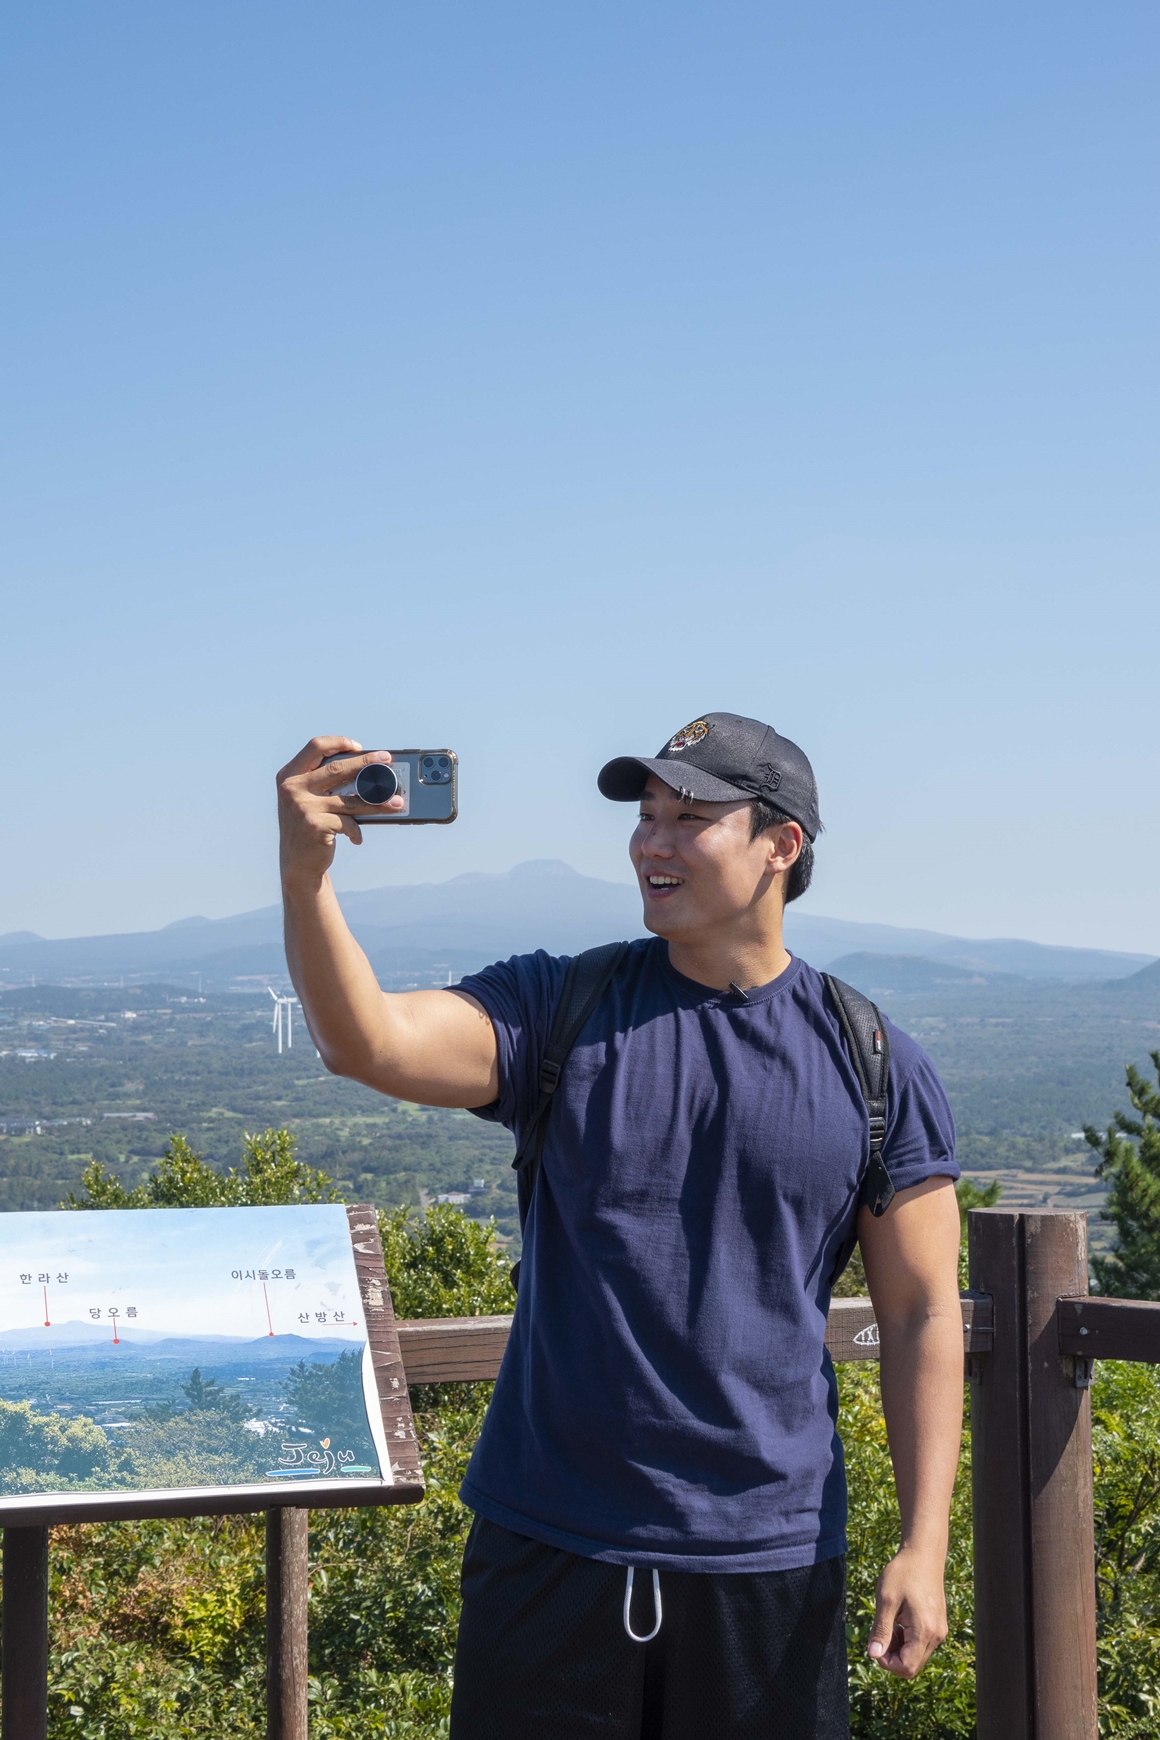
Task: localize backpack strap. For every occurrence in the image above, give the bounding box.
[822,974,895,1217]
[509,941,633,1289]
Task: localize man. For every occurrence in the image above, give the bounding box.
[277,713,964,1740]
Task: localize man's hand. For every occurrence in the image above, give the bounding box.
[277,736,403,889]
[866,1544,949,1678]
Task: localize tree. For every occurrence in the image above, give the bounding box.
[63,1128,340,1211]
[1088,1053,1160,1299]
[284,1349,368,1440]
[379,1202,515,1319]
[0,1398,131,1494]
[953,1176,1002,1288]
[181,1367,248,1422]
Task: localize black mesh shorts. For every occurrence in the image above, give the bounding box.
[449,1516,849,1740]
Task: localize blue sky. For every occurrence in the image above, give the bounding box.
[2,2,1157,952]
[0,1204,365,1339]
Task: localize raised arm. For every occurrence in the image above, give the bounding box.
[277,737,499,1108]
[857,1174,964,1679]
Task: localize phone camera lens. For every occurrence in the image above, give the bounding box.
[354,764,400,805]
[438,756,450,768]
[423,756,434,768]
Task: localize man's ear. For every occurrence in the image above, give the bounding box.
[766,821,802,872]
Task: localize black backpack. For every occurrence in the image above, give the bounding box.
[508,944,895,1291]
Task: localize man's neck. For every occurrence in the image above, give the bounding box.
[665,928,792,994]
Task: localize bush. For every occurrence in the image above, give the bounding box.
[843,1363,977,1738]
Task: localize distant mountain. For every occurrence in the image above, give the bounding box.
[824,953,1006,994]
[0,1321,187,1349]
[1120,958,1160,990]
[786,917,1153,983]
[0,1324,356,1357]
[0,861,1152,988]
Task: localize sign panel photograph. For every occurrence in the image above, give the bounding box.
[0,1203,421,1523]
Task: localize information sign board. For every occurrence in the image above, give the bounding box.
[0,1203,422,1524]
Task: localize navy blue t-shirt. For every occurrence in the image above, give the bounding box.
[455,939,957,1573]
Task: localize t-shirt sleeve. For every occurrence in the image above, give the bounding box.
[447,951,570,1137]
[881,1026,959,1192]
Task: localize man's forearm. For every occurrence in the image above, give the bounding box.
[283,872,396,1081]
[878,1305,964,1554]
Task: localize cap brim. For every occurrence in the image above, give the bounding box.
[597,756,751,804]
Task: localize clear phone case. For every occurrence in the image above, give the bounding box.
[325,751,458,824]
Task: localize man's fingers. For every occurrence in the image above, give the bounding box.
[867,1597,920,1678]
[868,1612,941,1679]
[276,736,365,784]
[297,749,394,795]
[882,1626,934,1678]
[866,1586,897,1663]
[877,1624,913,1675]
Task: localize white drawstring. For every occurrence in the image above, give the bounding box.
[623,1566,662,1642]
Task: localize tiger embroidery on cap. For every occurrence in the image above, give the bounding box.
[667,719,710,752]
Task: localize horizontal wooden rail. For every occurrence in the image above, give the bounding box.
[396,1315,514,1382]
[395,1294,995,1383]
[825,1292,993,1361]
[1057,1295,1160,1362]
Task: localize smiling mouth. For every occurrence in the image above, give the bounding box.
[646,874,684,893]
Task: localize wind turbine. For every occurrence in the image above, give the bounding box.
[268,988,298,1053]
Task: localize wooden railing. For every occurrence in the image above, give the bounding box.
[8,1208,1160,1740]
[393,1292,996,1382]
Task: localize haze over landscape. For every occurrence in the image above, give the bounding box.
[0,859,1155,992]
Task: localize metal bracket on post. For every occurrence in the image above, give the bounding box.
[1069,1320,1095,1387]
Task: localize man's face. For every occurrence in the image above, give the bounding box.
[628,778,801,943]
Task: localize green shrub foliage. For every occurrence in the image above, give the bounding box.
[1088,1054,1160,1300]
[9,1130,1159,1734]
[64,1128,340,1211]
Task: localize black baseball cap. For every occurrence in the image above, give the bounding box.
[598,712,821,841]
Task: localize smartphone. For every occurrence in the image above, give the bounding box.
[323,750,458,825]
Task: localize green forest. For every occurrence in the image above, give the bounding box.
[0,987,519,1232]
[6,967,1160,1242]
[0,1081,1156,1739]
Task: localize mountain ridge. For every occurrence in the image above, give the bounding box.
[0,860,1152,987]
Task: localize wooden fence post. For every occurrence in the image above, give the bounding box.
[970,1209,1034,1740]
[2,1526,49,1740]
[969,1208,1098,1740]
[266,1507,309,1740]
[1023,1210,1098,1740]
